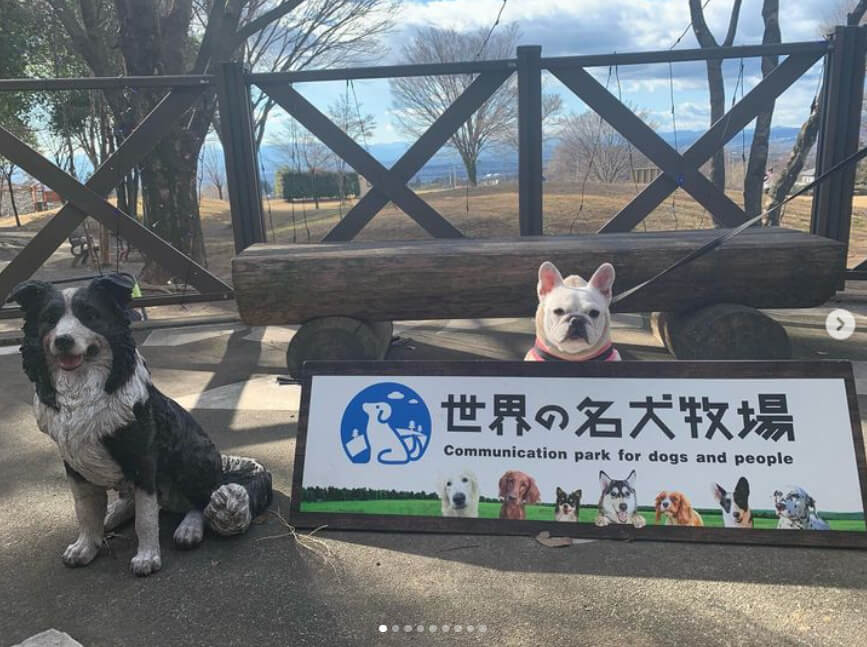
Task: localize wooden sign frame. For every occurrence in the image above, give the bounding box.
[290,360,867,549]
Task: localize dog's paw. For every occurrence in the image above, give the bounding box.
[632,515,647,529]
[594,516,610,527]
[204,484,251,536]
[130,549,161,577]
[62,537,101,567]
[173,512,205,549]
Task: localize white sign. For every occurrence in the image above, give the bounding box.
[291,362,866,545]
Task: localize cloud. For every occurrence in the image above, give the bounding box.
[388,391,405,400]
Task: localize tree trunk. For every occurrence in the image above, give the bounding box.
[766,0,866,226]
[459,152,478,187]
[139,132,207,283]
[216,184,223,201]
[744,0,780,220]
[6,172,20,227]
[705,58,727,194]
[766,97,821,226]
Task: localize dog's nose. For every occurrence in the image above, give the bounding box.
[733,511,741,519]
[618,503,628,512]
[453,493,466,506]
[662,501,669,508]
[54,335,75,353]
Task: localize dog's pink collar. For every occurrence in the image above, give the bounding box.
[530,338,618,362]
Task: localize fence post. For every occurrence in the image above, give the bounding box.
[518,45,543,236]
[811,25,867,274]
[215,61,266,253]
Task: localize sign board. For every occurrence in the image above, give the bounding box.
[290,361,867,548]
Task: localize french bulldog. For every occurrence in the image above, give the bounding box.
[525,261,620,362]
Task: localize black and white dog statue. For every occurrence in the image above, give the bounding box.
[11,274,273,576]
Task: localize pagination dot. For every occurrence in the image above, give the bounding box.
[378,625,387,633]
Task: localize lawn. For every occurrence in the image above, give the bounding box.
[299,499,866,531]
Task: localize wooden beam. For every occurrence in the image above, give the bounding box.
[0,87,211,303]
[303,70,511,241]
[263,83,463,238]
[0,124,231,296]
[552,66,748,228]
[232,228,844,325]
[601,52,822,232]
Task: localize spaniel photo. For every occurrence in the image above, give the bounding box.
[654,490,704,526]
[11,274,273,576]
[498,469,540,520]
[439,469,480,518]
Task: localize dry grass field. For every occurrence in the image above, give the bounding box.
[3,181,866,285]
[200,181,867,280]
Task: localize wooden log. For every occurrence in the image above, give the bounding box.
[286,317,393,378]
[655,303,792,360]
[232,228,844,325]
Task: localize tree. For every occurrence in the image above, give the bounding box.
[277,119,334,209]
[689,0,743,199]
[201,0,397,151]
[0,0,38,226]
[44,0,393,282]
[390,24,560,186]
[767,0,866,225]
[327,92,375,205]
[549,107,652,183]
[743,0,780,219]
[202,142,226,200]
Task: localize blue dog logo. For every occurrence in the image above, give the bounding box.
[341,382,431,465]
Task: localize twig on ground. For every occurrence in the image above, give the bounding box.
[256,503,341,578]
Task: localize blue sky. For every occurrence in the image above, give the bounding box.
[264,0,849,148]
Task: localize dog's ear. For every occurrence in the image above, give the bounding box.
[625,469,637,490]
[9,280,53,313]
[556,486,565,498]
[807,495,816,511]
[573,489,582,502]
[588,263,615,302]
[469,473,478,499]
[735,477,750,499]
[537,261,564,299]
[524,476,541,504]
[599,470,611,492]
[711,483,724,502]
[654,492,664,522]
[90,273,135,309]
[498,473,508,499]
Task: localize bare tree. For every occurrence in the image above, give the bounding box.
[550,108,652,184]
[743,0,780,219]
[202,143,227,200]
[327,92,375,205]
[689,0,743,198]
[198,0,397,151]
[767,0,866,225]
[390,24,560,186]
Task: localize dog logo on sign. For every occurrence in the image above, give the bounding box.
[341,382,431,465]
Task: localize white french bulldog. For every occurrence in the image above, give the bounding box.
[525,261,621,362]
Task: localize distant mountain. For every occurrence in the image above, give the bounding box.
[11,126,802,188]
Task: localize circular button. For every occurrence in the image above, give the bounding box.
[826,309,856,340]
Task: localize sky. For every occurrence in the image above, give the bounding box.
[266,0,851,147]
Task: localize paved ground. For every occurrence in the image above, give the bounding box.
[1,305,867,647]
